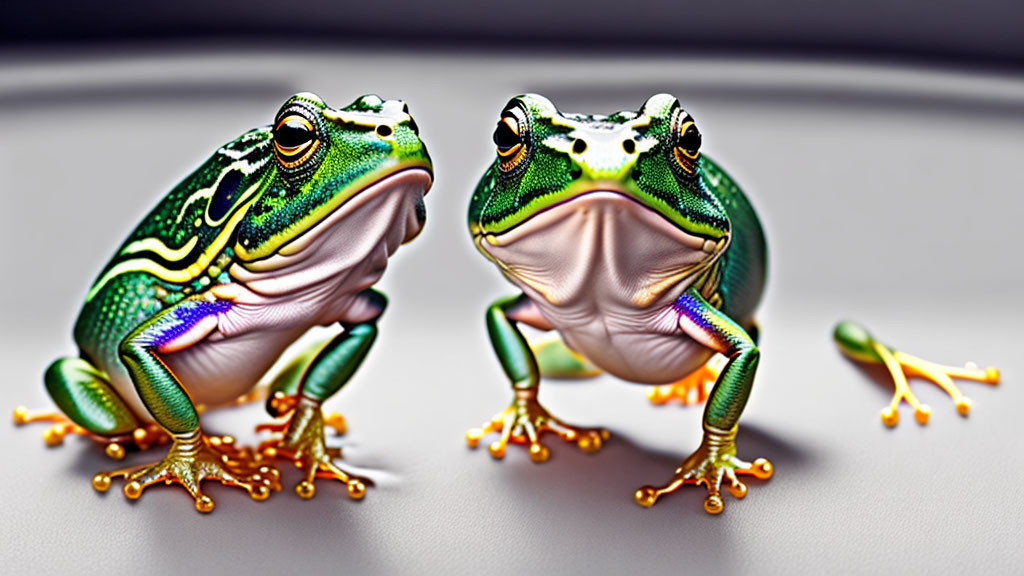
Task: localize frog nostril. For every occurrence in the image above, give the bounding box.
[572,139,587,154]
[622,139,636,154]
[376,125,393,138]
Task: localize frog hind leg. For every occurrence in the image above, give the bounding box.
[834,321,1000,427]
[256,290,387,501]
[13,357,166,460]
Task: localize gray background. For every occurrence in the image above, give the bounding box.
[1,51,1022,574]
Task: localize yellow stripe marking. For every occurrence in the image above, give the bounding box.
[119,235,199,262]
[86,196,258,302]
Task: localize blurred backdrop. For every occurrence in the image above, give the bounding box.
[3,0,1024,70]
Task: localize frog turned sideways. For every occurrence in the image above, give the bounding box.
[465,94,772,514]
[14,92,432,512]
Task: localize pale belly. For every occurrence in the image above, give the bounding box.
[105,169,428,416]
[478,191,723,385]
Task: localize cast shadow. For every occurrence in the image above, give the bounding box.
[493,416,813,521]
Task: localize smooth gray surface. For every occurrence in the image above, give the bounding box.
[1,51,1022,574]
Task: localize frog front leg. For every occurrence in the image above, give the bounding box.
[466,294,608,463]
[92,295,280,513]
[256,289,385,500]
[635,289,773,514]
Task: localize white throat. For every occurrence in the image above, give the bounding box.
[479,191,720,310]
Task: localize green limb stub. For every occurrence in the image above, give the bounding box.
[833,321,884,363]
[45,357,139,436]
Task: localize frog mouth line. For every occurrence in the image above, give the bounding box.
[236,167,432,274]
[475,189,722,256]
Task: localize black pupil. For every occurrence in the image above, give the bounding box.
[493,119,521,152]
[276,119,313,148]
[678,126,702,153]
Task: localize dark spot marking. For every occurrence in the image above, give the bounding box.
[208,169,245,222]
[376,124,393,137]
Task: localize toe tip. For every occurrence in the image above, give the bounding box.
[488,442,506,459]
[347,479,366,500]
[195,495,214,513]
[704,494,724,515]
[751,458,774,480]
[915,405,931,425]
[880,407,899,427]
[635,487,658,508]
[92,473,112,492]
[249,484,271,501]
[296,480,316,499]
[123,481,143,500]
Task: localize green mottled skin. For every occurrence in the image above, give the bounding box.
[467,94,770,511]
[47,92,431,439]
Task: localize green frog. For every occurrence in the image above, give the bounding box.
[465,93,772,514]
[14,92,432,512]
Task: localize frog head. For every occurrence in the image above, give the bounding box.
[468,93,728,243]
[234,92,432,263]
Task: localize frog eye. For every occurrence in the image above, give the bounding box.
[274,115,320,169]
[493,107,530,174]
[672,116,702,175]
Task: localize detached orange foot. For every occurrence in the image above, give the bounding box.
[647,355,726,406]
[834,322,1000,426]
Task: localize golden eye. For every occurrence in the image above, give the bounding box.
[274,115,320,169]
[493,108,529,173]
[672,119,702,174]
